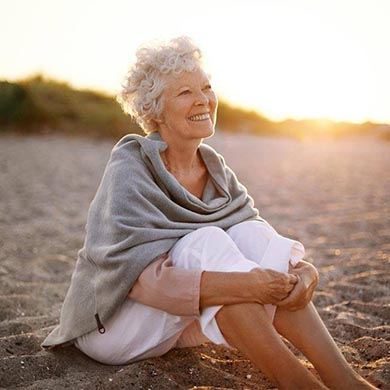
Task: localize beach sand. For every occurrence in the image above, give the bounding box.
[0,132,388,389]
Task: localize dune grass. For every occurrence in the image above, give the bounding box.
[0,75,140,139]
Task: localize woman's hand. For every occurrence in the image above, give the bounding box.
[275,260,319,311]
[250,268,299,305]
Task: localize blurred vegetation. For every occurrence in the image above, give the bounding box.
[0,75,140,140]
[0,74,387,140]
[218,102,387,140]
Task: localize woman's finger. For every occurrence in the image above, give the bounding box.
[277,285,301,306]
[289,274,299,284]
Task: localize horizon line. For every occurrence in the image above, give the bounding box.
[2,72,389,127]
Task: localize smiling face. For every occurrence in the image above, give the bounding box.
[155,67,218,142]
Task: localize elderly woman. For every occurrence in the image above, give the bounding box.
[42,37,376,390]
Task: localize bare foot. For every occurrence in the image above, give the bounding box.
[337,375,378,390]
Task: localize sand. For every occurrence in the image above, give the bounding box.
[0,131,388,389]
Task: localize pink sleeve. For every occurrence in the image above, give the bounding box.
[128,253,204,317]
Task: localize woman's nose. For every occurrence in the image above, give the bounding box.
[194,91,209,106]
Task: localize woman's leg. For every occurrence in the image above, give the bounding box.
[227,219,306,322]
[171,225,325,388]
[215,302,327,389]
[226,220,377,389]
[273,302,377,389]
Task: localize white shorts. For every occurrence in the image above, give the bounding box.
[74,220,305,365]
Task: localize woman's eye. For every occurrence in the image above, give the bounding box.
[178,86,212,96]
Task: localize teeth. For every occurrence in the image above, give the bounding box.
[189,113,210,121]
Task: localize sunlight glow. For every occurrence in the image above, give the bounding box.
[0,0,389,124]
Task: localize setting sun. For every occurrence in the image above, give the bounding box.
[0,0,389,124]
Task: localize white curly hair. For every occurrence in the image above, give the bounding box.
[117,36,205,134]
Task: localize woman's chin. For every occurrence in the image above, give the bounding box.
[198,127,215,139]
[188,122,215,137]
[204,127,215,138]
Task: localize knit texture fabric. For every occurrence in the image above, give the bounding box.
[41,131,264,348]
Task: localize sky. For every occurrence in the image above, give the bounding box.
[1,0,389,124]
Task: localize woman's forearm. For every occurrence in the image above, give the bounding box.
[199,270,257,310]
[199,268,299,310]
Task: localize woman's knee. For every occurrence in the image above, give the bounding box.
[225,220,278,262]
[193,225,228,239]
[176,226,229,247]
[170,226,235,267]
[227,220,276,237]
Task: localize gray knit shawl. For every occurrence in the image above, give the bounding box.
[42,131,263,348]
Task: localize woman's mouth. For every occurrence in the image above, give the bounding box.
[188,113,211,122]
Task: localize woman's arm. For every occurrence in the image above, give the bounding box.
[200,268,298,309]
[128,254,203,316]
[129,255,298,316]
[128,256,264,315]
[199,271,259,309]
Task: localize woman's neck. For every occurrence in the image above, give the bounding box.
[161,147,203,176]
[158,132,204,175]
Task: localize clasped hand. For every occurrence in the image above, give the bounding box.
[276,260,319,311]
[250,260,319,311]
